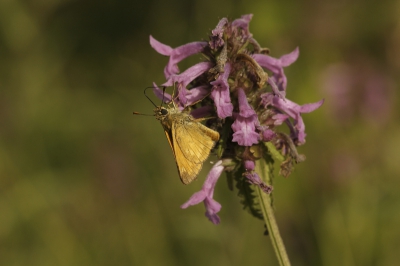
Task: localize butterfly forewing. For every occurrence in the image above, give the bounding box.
[174,120,219,164]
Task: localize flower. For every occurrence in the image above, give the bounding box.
[150,36,207,79]
[181,160,224,224]
[261,93,324,144]
[148,14,323,224]
[253,47,299,92]
[210,63,233,118]
[231,88,260,146]
[162,62,213,107]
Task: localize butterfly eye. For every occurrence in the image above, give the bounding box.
[160,109,168,115]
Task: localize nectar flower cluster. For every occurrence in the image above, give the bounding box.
[150,14,323,224]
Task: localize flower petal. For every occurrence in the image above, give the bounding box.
[163,62,212,88]
[150,35,207,78]
[162,62,212,107]
[231,89,260,146]
[149,35,173,56]
[210,63,233,118]
[253,47,299,91]
[204,198,222,224]
[299,99,325,113]
[181,191,206,209]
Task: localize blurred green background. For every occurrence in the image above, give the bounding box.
[1,0,399,265]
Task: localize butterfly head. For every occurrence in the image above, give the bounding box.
[154,106,169,120]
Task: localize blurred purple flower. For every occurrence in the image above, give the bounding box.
[321,62,393,125]
[181,160,224,224]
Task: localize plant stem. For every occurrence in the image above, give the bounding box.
[256,161,291,266]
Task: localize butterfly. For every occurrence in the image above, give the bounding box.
[134,87,220,184]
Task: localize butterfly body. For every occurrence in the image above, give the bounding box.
[154,105,220,184]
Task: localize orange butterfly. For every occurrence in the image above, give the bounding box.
[134,87,220,184]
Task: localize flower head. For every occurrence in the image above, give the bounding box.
[149,14,323,224]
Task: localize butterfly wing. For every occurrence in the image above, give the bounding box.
[172,134,202,184]
[172,117,220,184]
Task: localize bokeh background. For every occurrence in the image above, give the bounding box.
[1,0,399,265]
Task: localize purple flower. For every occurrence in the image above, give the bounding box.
[190,105,214,119]
[150,35,207,79]
[178,85,210,108]
[231,89,260,146]
[210,63,233,118]
[253,47,299,92]
[272,113,290,126]
[181,160,224,224]
[162,62,212,107]
[262,93,324,144]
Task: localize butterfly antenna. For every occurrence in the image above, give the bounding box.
[132,111,153,116]
[143,87,158,108]
[161,86,166,107]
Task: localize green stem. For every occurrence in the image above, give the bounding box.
[256,161,291,266]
